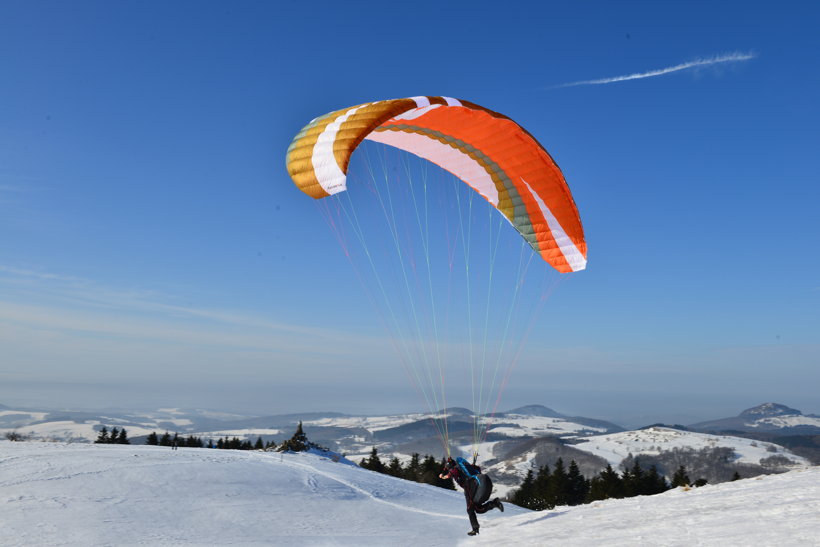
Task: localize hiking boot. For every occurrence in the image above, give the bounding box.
[467,529,479,536]
[494,497,504,512]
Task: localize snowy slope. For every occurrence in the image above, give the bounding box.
[0,407,224,442]
[0,440,509,546]
[2,440,818,546]
[752,415,820,428]
[571,426,810,468]
[302,413,431,432]
[474,467,820,546]
[3,419,159,443]
[481,414,610,437]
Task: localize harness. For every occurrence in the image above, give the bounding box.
[456,457,481,486]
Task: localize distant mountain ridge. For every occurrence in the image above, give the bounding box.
[500,404,564,418]
[689,402,820,435]
[740,402,802,418]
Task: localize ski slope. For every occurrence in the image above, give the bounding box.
[1,440,817,546]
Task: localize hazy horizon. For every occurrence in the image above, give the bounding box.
[2,380,817,430]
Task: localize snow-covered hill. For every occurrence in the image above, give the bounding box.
[0,406,262,443]
[1,440,818,546]
[690,402,820,435]
[0,440,506,546]
[571,426,811,469]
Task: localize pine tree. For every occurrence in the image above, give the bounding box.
[511,469,537,509]
[160,432,172,446]
[671,465,691,488]
[361,447,386,473]
[622,459,644,497]
[277,422,310,452]
[587,464,624,502]
[731,471,741,481]
[404,453,421,482]
[641,465,668,495]
[547,458,569,507]
[146,432,159,445]
[185,435,203,448]
[419,455,441,485]
[531,464,552,510]
[566,460,589,505]
[254,437,264,450]
[387,457,403,478]
[95,427,110,444]
[116,428,130,445]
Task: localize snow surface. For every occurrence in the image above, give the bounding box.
[302,412,608,438]
[477,467,820,546]
[196,428,283,438]
[302,413,430,432]
[7,420,160,443]
[483,414,608,437]
[456,440,501,464]
[571,426,810,469]
[751,415,820,428]
[2,440,817,546]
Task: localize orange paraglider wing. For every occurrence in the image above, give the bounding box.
[286,96,586,273]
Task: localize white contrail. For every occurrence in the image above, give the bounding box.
[554,51,756,88]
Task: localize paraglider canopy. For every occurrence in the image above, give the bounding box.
[286,96,586,273]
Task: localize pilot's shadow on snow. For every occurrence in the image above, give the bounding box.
[519,510,569,526]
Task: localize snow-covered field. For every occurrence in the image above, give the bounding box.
[194,428,283,438]
[302,413,431,432]
[1,440,817,546]
[571,426,810,468]
[301,411,613,439]
[483,414,609,437]
[752,414,820,428]
[3,420,159,443]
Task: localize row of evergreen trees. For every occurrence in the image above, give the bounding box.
[94,427,130,444]
[144,431,276,450]
[359,448,454,490]
[355,448,723,508]
[140,421,316,453]
[511,458,719,510]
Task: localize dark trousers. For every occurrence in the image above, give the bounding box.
[464,482,494,532]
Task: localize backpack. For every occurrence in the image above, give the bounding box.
[456,457,493,504]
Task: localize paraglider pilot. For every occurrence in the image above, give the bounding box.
[439,457,504,536]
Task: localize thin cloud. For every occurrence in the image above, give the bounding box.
[553,51,756,88]
[0,265,395,356]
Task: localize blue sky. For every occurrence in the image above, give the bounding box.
[1,1,818,425]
